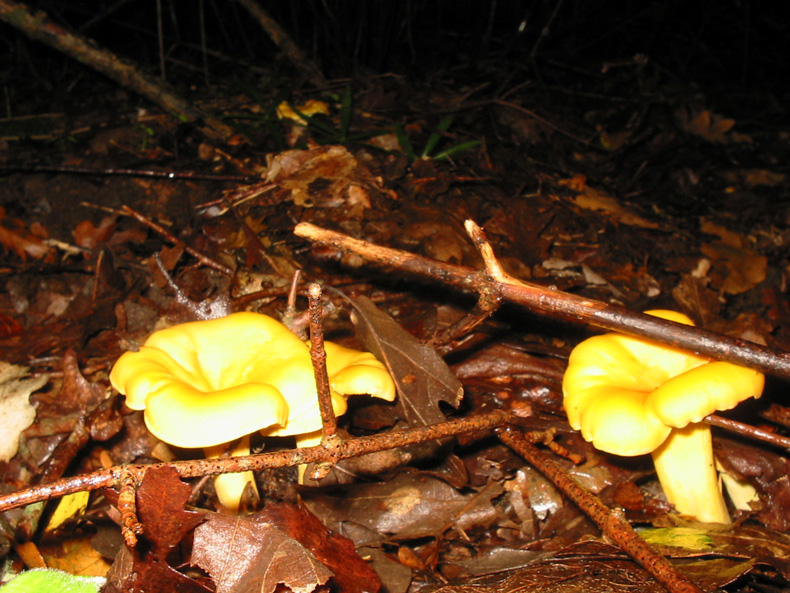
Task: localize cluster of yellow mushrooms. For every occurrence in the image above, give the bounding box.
[111,308,763,523]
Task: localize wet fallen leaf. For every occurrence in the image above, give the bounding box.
[638,527,713,551]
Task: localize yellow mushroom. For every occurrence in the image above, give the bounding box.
[110,312,396,511]
[562,310,764,524]
[276,100,330,124]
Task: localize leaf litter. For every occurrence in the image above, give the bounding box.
[2,19,790,593]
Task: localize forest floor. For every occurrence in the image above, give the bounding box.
[1,44,790,593]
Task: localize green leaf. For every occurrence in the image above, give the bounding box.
[2,569,105,593]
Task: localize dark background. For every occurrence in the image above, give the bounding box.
[2,1,788,113]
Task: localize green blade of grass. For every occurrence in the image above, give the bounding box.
[422,115,455,158]
[339,85,353,140]
[395,122,417,162]
[433,139,481,160]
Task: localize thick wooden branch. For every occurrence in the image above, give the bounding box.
[0,0,236,142]
[293,221,790,380]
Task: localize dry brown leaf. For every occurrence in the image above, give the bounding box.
[257,502,381,593]
[40,537,111,578]
[677,108,751,144]
[0,207,51,260]
[303,470,500,542]
[700,218,767,294]
[563,184,659,229]
[192,514,333,593]
[350,296,463,427]
[264,145,380,210]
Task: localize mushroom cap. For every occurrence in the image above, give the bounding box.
[562,310,765,456]
[110,312,396,449]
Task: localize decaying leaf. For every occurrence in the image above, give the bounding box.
[104,546,212,593]
[435,541,758,593]
[264,145,379,209]
[191,513,333,593]
[700,218,767,294]
[257,502,381,593]
[349,295,463,427]
[0,362,47,462]
[303,470,500,543]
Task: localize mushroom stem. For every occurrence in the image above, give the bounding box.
[651,423,730,524]
[205,435,259,511]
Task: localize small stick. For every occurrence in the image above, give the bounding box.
[498,427,703,593]
[120,205,233,276]
[293,221,790,380]
[308,283,338,442]
[281,269,303,332]
[91,249,104,303]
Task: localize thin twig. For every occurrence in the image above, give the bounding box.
[293,221,790,380]
[0,165,259,184]
[498,427,703,593]
[0,410,511,514]
[120,205,234,276]
[705,414,790,452]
